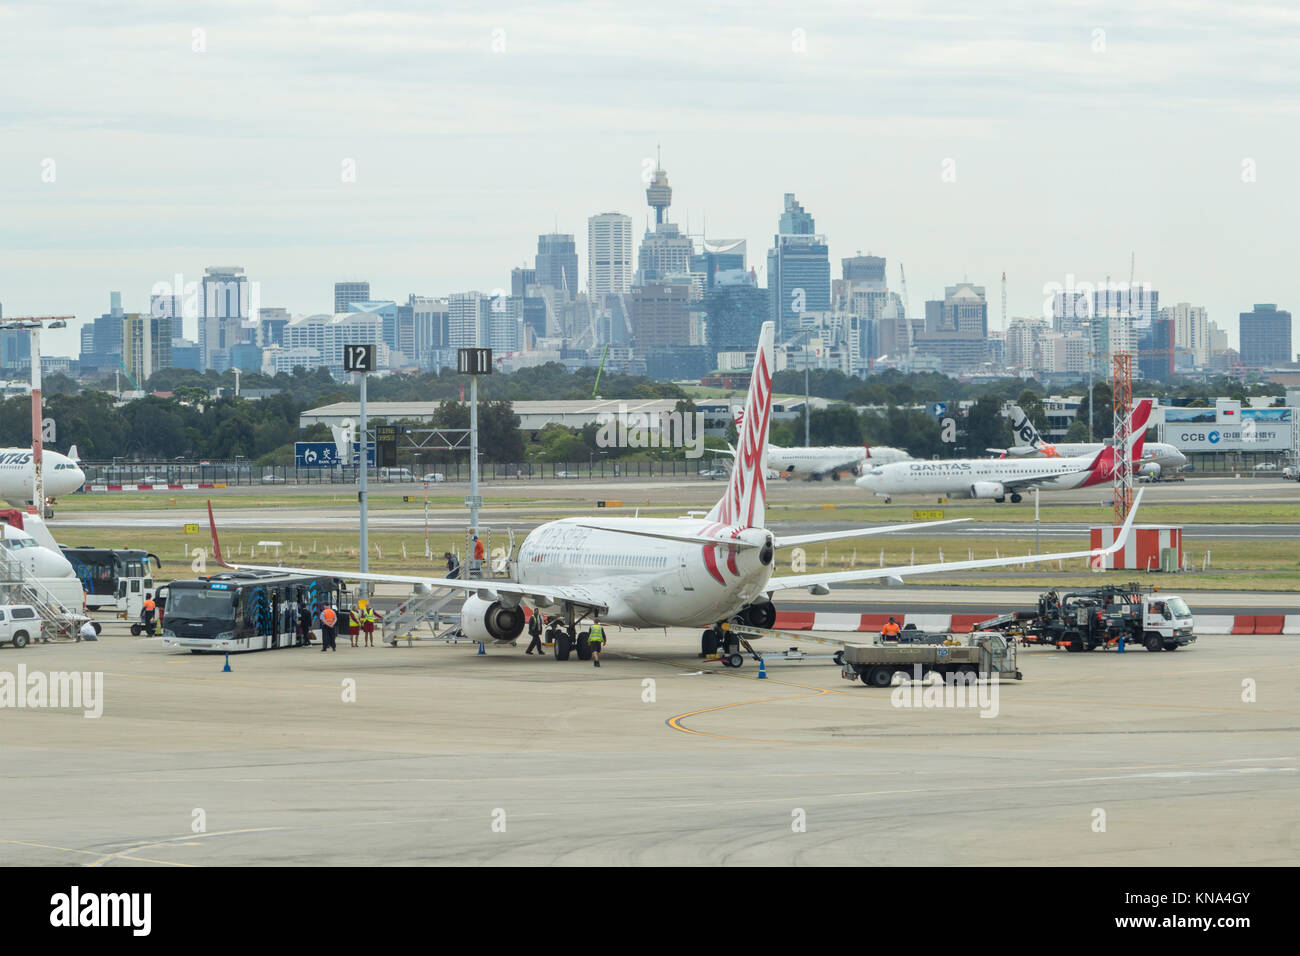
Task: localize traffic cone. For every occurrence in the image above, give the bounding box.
[222,653,231,672]
[1118,636,1125,653]
[757,658,767,679]
[477,641,485,655]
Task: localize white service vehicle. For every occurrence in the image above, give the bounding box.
[0,604,42,648]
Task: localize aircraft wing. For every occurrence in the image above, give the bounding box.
[773,518,969,548]
[765,490,1144,593]
[205,502,608,614]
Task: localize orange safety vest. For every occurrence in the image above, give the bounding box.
[882,621,901,637]
[320,608,337,628]
[473,539,485,560]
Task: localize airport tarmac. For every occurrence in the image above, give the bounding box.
[2,625,1297,866]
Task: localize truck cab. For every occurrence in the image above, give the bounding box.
[1142,595,1195,651]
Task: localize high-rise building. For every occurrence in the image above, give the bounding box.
[704,283,768,356]
[628,283,692,349]
[511,267,538,299]
[1138,317,1175,381]
[1051,290,1091,334]
[121,313,173,384]
[199,267,250,371]
[841,255,886,287]
[1160,302,1210,367]
[635,161,694,285]
[408,295,449,369]
[1006,317,1049,371]
[257,307,292,348]
[334,281,370,313]
[1239,303,1293,366]
[346,300,399,351]
[587,213,633,296]
[0,321,30,370]
[766,194,830,340]
[448,293,492,349]
[915,283,991,373]
[691,239,747,291]
[535,234,579,297]
[77,292,126,374]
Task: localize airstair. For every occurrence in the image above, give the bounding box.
[0,549,93,642]
[381,585,466,646]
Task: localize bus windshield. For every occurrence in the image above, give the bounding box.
[167,589,235,620]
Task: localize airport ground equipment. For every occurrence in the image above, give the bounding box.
[975,584,1195,653]
[839,632,1022,686]
[711,621,852,668]
[0,548,96,642]
[382,585,468,646]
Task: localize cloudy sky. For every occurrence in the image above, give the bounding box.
[2,0,1297,357]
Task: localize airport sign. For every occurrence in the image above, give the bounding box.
[295,441,376,467]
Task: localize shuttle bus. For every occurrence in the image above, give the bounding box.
[159,570,346,652]
[61,546,160,615]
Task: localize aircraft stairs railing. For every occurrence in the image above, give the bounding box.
[0,549,91,641]
[381,585,465,646]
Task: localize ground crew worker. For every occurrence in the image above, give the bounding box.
[526,612,545,655]
[445,551,461,579]
[79,620,98,642]
[588,620,605,667]
[881,616,901,640]
[471,534,486,578]
[297,593,311,645]
[140,598,157,635]
[362,602,380,647]
[319,605,338,652]
[347,604,361,648]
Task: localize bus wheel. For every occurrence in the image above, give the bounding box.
[1144,634,1163,652]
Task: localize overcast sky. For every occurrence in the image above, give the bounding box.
[2,0,1297,358]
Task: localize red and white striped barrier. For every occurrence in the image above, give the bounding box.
[1088,525,1183,571]
[85,483,222,492]
[773,611,1300,635]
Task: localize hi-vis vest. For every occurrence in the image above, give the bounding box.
[882,621,901,637]
[348,609,359,627]
[589,623,605,644]
[363,609,376,624]
[321,608,337,628]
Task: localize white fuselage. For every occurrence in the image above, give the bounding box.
[515,517,774,628]
[0,448,85,505]
[856,455,1102,498]
[770,444,909,477]
[1009,440,1186,473]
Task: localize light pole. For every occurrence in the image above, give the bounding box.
[343,344,377,594]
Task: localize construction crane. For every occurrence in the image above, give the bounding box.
[0,316,74,514]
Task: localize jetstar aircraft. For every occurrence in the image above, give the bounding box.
[857,401,1154,504]
[206,322,1143,659]
[995,404,1187,478]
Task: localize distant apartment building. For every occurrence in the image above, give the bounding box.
[1239,303,1293,366]
[1160,302,1210,367]
[914,283,991,373]
[629,283,692,349]
[587,214,633,296]
[281,312,387,375]
[449,293,519,352]
[121,313,173,384]
[1005,317,1049,370]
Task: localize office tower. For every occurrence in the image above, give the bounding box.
[1239,303,1293,366]
[345,300,399,351]
[1052,290,1090,334]
[1159,303,1209,368]
[628,283,692,349]
[121,313,173,384]
[691,239,747,291]
[334,281,370,313]
[915,283,990,373]
[535,234,579,297]
[0,318,30,369]
[1006,317,1049,371]
[766,194,829,339]
[448,292,492,348]
[587,213,633,296]
[77,292,126,374]
[257,307,291,348]
[409,295,450,368]
[511,267,538,299]
[704,283,767,355]
[1092,285,1158,329]
[1138,316,1175,381]
[841,255,886,287]
[283,312,386,374]
[199,266,249,371]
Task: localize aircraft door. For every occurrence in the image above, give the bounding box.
[678,551,695,591]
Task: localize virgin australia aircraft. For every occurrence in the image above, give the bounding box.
[856,400,1154,504]
[208,322,1141,657]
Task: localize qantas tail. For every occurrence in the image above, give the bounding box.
[705,322,774,529]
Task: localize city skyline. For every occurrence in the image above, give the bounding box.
[2,2,1297,360]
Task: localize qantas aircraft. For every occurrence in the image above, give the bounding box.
[0,445,85,508]
[856,400,1153,504]
[998,404,1187,478]
[208,322,1142,658]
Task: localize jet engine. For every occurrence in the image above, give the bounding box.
[459,594,526,643]
[1138,461,1161,479]
[968,481,1006,500]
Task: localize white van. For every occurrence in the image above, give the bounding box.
[0,605,43,649]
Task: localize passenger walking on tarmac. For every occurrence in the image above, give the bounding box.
[470,534,486,578]
[526,612,545,655]
[588,619,606,667]
[347,604,360,648]
[296,593,311,645]
[882,616,902,640]
[361,601,381,647]
[319,605,338,652]
[444,551,461,580]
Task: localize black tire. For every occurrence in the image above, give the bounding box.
[1164,642,1180,652]
[700,629,720,656]
[576,635,592,661]
[833,650,844,665]
[11,630,29,649]
[1144,634,1163,652]
[867,666,893,687]
[554,633,571,661]
[1010,493,1022,503]
[130,624,142,636]
[726,653,743,669]
[1063,631,1083,652]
